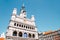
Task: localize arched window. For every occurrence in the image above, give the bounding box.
[28,27,29,29]
[19,32,22,37]
[32,34,35,38]
[22,25,23,27]
[24,25,25,28]
[24,32,27,38]
[14,23,16,26]
[19,24,21,27]
[32,28,33,29]
[30,27,31,29]
[13,31,17,36]
[26,26,27,28]
[28,33,31,38]
[17,24,18,26]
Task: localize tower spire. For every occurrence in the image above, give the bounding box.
[20,4,27,18]
[21,3,26,13]
[22,3,24,7]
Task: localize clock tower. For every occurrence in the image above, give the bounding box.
[6,4,38,40]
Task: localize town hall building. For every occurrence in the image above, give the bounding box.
[6,4,38,40]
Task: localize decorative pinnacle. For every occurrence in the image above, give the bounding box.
[31,15,35,21]
[20,3,26,13]
[22,3,25,9]
[13,8,17,14]
[22,3,24,7]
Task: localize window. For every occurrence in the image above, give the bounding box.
[24,25,25,28]
[24,32,27,38]
[17,24,18,26]
[14,23,16,26]
[13,31,17,36]
[29,27,30,29]
[32,34,35,38]
[22,25,23,27]
[28,33,31,38]
[19,24,21,27]
[30,27,31,29]
[28,27,29,29]
[26,26,27,28]
[32,28,34,29]
[24,17,26,18]
[19,32,22,37]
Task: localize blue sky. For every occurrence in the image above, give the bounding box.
[0,0,60,34]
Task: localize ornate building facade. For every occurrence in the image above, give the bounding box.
[6,4,38,40]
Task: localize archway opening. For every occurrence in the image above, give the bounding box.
[28,33,31,38]
[32,34,35,38]
[13,31,17,36]
[24,32,27,38]
[19,32,22,37]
